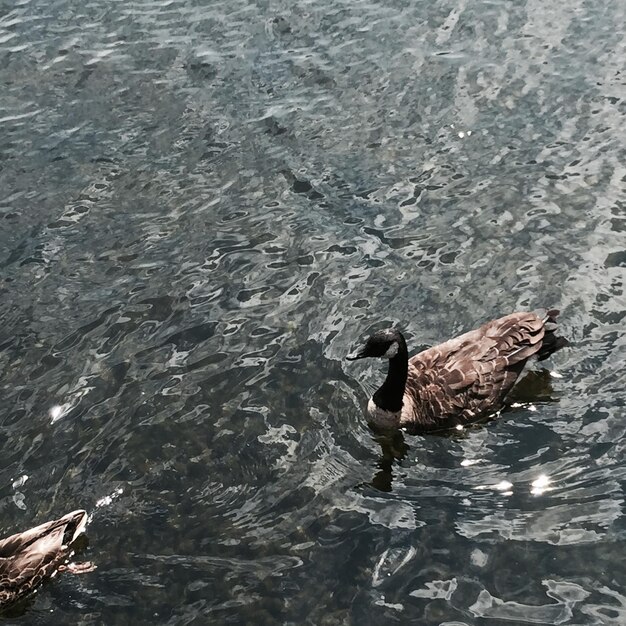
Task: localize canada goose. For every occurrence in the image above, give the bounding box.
[0,510,93,609]
[347,309,568,432]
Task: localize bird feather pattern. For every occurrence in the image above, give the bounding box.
[0,510,88,609]
[348,310,568,432]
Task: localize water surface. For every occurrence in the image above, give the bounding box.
[0,0,625,623]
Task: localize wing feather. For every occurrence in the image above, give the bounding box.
[403,312,549,429]
[0,510,87,607]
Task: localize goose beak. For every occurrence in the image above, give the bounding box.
[346,349,367,361]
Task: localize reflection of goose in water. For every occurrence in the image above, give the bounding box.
[0,510,94,611]
[347,309,568,433]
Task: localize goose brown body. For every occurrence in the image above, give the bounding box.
[0,510,88,609]
[348,310,568,432]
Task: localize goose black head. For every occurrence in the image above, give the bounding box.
[346,328,405,361]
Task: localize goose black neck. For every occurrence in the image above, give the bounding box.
[373,335,408,413]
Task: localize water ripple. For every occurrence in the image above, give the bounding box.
[0,0,624,622]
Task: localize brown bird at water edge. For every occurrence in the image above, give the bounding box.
[347,309,568,433]
[0,509,94,610]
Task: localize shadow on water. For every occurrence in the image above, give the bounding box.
[505,368,560,405]
[0,596,36,620]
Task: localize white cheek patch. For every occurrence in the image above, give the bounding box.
[383,341,399,359]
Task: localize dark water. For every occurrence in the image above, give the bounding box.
[1,0,625,623]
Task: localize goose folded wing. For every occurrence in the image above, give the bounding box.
[481,312,546,364]
[0,549,59,605]
[408,313,547,420]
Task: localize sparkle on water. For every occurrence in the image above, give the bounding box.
[531,474,552,496]
[0,0,624,623]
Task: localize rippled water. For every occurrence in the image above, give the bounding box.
[0,0,624,623]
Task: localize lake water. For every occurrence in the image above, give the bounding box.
[0,0,625,623]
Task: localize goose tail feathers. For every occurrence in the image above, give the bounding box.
[537,308,569,361]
